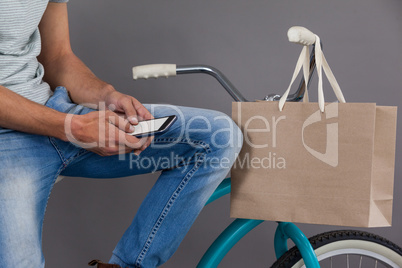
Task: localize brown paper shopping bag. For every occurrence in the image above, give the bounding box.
[230,33,398,227]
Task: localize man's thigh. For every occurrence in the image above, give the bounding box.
[60,104,236,178]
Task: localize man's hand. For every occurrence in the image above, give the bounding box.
[104,90,153,123]
[67,110,148,156]
[104,90,154,156]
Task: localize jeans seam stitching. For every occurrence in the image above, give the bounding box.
[64,149,91,167]
[49,137,67,165]
[134,145,208,267]
[57,149,91,175]
[49,138,91,172]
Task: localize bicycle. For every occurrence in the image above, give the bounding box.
[131,26,402,268]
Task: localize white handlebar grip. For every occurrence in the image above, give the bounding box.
[132,64,177,80]
[287,26,316,46]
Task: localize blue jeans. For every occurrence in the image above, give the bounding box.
[0,87,243,268]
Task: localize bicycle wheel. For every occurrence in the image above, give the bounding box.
[271,230,402,268]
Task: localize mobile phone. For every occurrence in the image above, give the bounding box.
[129,115,177,137]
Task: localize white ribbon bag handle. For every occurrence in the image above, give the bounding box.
[279,26,346,112]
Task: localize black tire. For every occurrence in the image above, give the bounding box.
[271,230,402,268]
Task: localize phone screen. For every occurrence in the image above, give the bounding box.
[129,116,175,136]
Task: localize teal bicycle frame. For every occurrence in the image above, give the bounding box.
[197,178,320,268]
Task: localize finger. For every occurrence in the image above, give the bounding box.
[121,97,138,125]
[118,130,146,150]
[104,115,142,149]
[106,111,135,133]
[135,144,148,155]
[130,136,149,155]
[101,145,133,156]
[142,135,153,151]
[134,135,153,155]
[133,149,142,156]
[132,98,154,120]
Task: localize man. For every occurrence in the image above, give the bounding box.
[0,1,242,267]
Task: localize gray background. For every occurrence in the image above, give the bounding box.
[43,0,402,267]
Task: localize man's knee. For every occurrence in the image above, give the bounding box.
[184,110,243,167]
[202,110,243,154]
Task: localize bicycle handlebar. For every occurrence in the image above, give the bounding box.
[132,64,177,80]
[132,26,318,103]
[132,64,248,102]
